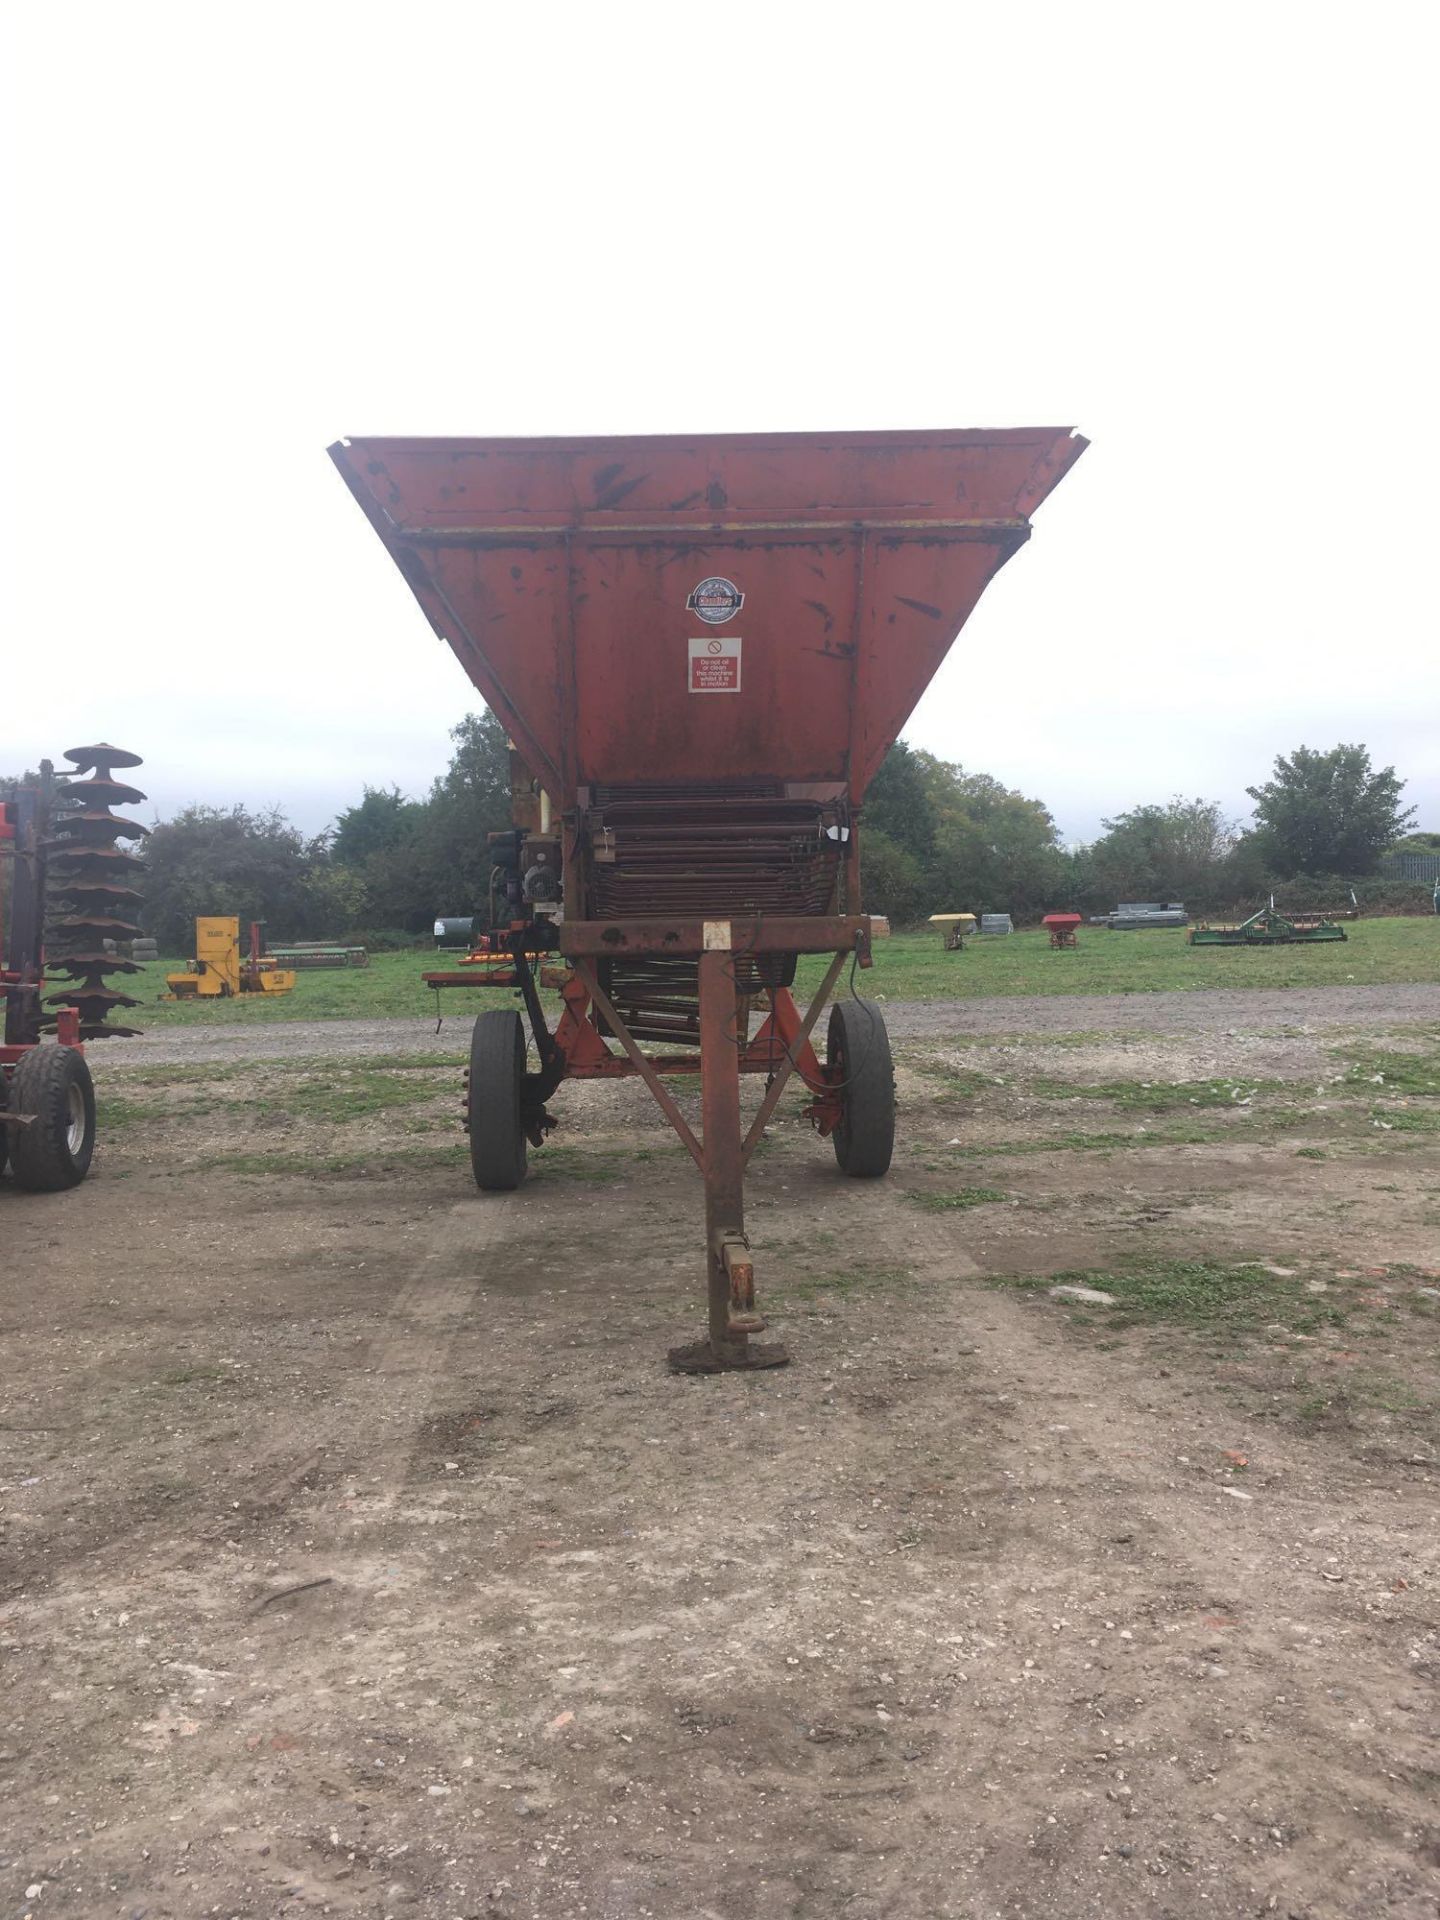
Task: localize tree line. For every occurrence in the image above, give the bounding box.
[8,722,1423,950]
[861,739,1422,926]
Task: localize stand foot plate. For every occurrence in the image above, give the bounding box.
[667,1339,790,1375]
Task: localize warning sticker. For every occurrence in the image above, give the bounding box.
[688,634,741,693]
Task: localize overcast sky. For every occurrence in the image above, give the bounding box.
[3,3,1436,846]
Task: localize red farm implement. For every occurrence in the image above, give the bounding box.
[330,428,1085,1368]
[2,747,147,1190]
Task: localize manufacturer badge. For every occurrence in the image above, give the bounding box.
[686,576,744,625]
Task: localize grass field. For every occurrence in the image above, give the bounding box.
[124,916,1440,1026]
[799,914,1440,1001]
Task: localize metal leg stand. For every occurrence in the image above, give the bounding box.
[668,951,789,1373]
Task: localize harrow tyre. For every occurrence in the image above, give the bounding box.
[827,1000,895,1179]
[8,1046,96,1192]
[468,1009,528,1191]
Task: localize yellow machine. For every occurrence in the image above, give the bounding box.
[165,917,297,999]
[928,912,977,951]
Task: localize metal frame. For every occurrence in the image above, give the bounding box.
[1,770,85,1109]
[431,917,867,1370]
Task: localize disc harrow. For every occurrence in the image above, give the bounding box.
[43,743,149,1039]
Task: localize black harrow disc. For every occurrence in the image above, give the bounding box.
[42,744,150,1040]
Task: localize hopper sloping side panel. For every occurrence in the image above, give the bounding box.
[329,430,1085,801]
[852,535,1023,796]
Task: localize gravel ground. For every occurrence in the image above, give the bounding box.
[110,980,1440,1068]
[6,1008,1439,1919]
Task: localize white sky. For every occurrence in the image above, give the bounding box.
[3,2,1436,844]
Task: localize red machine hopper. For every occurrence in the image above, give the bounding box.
[331,428,1085,1369]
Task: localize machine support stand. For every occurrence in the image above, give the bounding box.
[668,951,789,1375]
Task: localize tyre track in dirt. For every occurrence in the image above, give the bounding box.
[881,1199,1439,1919]
[0,1190,519,1600]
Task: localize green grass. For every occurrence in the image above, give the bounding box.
[799,917,1440,1002]
[119,919,1440,1028]
[125,949,484,1026]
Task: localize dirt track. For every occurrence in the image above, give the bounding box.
[113,979,1440,1068]
[2,989,1437,1918]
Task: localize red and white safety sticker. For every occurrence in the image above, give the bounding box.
[688,634,741,693]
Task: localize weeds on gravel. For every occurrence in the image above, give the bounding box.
[205,1142,465,1177]
[279,1070,447,1121]
[1337,1042,1440,1097]
[156,1363,232,1387]
[907,1187,1010,1211]
[997,1256,1353,1334]
[529,1144,670,1185]
[906,1059,995,1098]
[1030,1076,1275,1112]
[1368,1108,1440,1134]
[1291,1367,1434,1431]
[939,1122,1233,1161]
[105,1060,260,1088]
[772,1261,912,1308]
[99,1095,215,1132]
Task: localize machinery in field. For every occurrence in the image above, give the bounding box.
[1190,900,1348,946]
[928,913,977,951]
[2,745,147,1190]
[1092,901,1189,930]
[165,918,297,998]
[266,941,369,970]
[331,427,1085,1368]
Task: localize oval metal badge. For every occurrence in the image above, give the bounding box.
[687,576,744,625]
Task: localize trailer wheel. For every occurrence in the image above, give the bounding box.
[8,1046,96,1192]
[468,1009,528,1191]
[827,1000,894,1178]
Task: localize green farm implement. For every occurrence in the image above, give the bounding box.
[1190,901,1348,947]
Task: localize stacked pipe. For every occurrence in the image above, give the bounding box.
[44,744,148,1038]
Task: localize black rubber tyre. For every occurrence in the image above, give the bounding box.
[468,1009,528,1191]
[8,1046,96,1192]
[827,999,895,1178]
